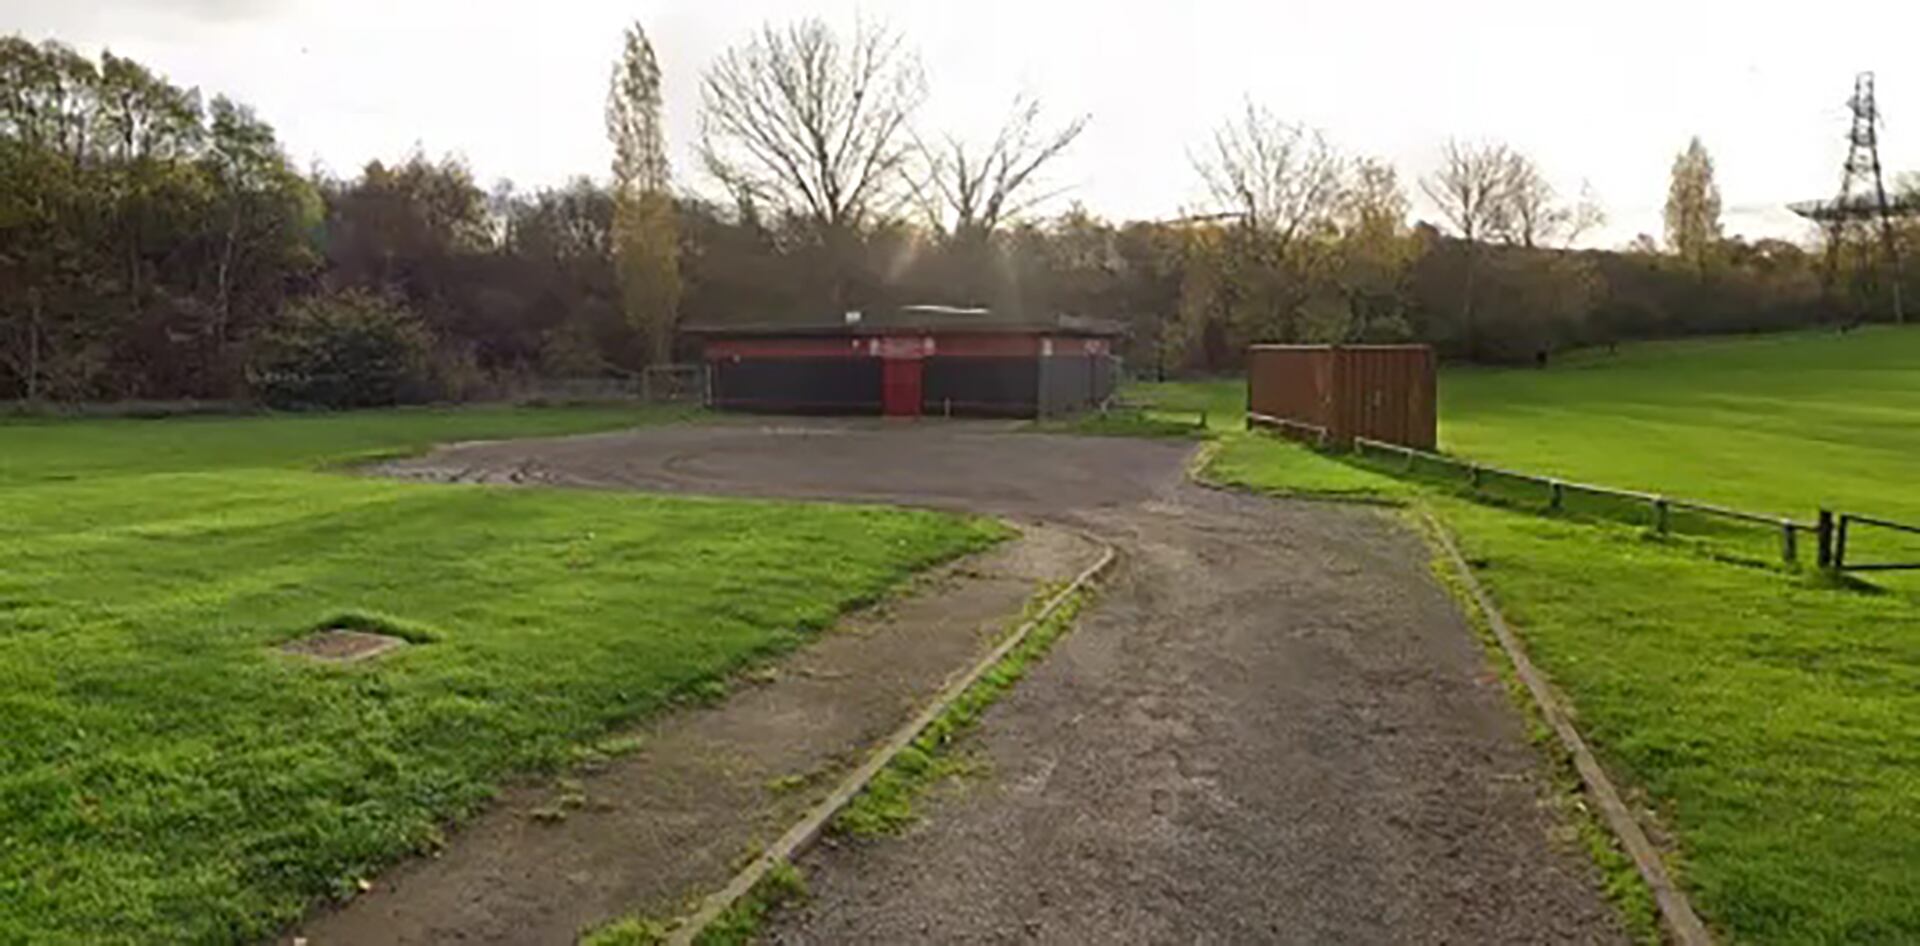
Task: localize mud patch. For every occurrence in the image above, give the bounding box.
[279,628,407,663]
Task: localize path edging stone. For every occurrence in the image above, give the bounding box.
[661,528,1117,946]
[1421,509,1714,946]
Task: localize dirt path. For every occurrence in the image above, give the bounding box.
[292,523,1103,945]
[356,422,1624,944]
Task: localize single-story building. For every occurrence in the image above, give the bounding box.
[685,307,1122,418]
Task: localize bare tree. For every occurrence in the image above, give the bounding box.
[698,18,925,239]
[1494,153,1605,249]
[1495,152,1560,249]
[1567,181,1607,247]
[914,95,1088,243]
[1422,139,1513,248]
[1421,139,1514,355]
[1194,102,1346,256]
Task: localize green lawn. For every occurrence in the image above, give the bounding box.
[1206,419,1920,944]
[0,408,1001,944]
[1444,327,1920,538]
[1120,377,1247,431]
[1143,328,1920,567]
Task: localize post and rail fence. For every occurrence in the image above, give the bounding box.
[1244,414,1920,574]
[1832,512,1920,573]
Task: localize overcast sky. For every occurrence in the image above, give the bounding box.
[9,0,1918,247]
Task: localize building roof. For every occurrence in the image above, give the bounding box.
[682,306,1124,338]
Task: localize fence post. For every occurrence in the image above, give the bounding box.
[1652,497,1670,534]
[1549,480,1565,512]
[1468,463,1482,490]
[1836,514,1851,571]
[1781,521,1798,566]
[1815,508,1835,569]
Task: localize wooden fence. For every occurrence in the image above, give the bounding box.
[1834,513,1920,572]
[1297,433,1918,575]
[1348,436,1816,566]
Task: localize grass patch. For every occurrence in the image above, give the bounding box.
[0,407,999,944]
[1204,431,1415,502]
[1433,497,1920,944]
[835,585,1090,838]
[692,861,807,946]
[311,609,444,644]
[579,861,808,946]
[1119,377,1246,431]
[1033,407,1206,439]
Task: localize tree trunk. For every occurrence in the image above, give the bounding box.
[1461,241,1479,360]
[216,204,239,348]
[27,290,43,403]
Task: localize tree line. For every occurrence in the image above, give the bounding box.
[1,23,1913,406]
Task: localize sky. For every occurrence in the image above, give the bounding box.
[8,0,1919,248]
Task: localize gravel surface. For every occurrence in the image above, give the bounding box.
[367,421,1624,944]
[778,486,1624,945]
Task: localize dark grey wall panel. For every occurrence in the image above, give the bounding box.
[921,357,1038,416]
[711,358,882,413]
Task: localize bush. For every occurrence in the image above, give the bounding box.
[249,291,436,409]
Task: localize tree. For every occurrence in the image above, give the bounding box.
[1186,103,1350,350]
[698,18,925,253]
[1195,102,1346,256]
[1421,139,1515,355]
[202,95,320,351]
[1664,136,1722,273]
[606,21,681,365]
[1495,154,1604,250]
[1325,158,1418,341]
[914,95,1088,244]
[249,289,434,408]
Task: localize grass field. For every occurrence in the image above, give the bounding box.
[1187,328,1920,944]
[1444,327,1920,556]
[0,408,1000,944]
[1142,326,1920,521]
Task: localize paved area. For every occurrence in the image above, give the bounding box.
[366,421,1623,944]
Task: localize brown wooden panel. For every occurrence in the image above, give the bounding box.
[1248,344,1434,449]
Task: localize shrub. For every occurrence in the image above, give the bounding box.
[249,291,436,409]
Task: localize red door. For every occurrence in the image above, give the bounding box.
[882,357,923,417]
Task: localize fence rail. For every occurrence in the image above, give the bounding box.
[1328,434,1920,575]
[1835,513,1920,572]
[1346,436,1820,567]
[1247,410,1332,446]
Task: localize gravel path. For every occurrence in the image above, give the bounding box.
[777,486,1623,944]
[365,421,1624,944]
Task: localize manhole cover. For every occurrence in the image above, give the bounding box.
[279,628,407,663]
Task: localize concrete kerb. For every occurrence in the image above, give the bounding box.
[1420,509,1715,946]
[661,528,1119,946]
